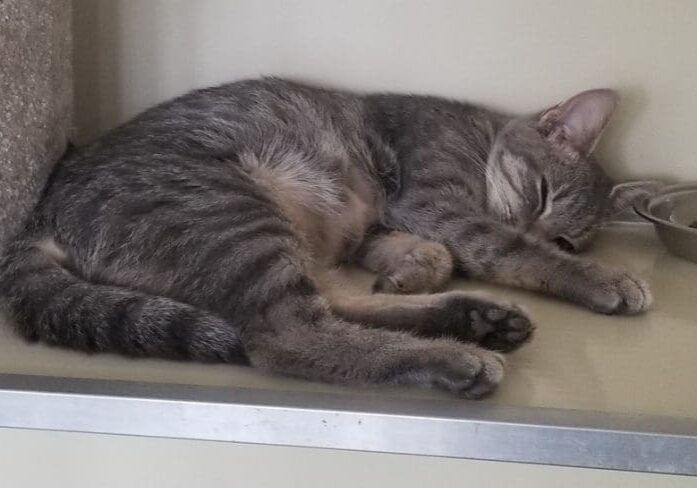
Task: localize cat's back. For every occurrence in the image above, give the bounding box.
[33,78,380,266]
[71,78,360,161]
[42,78,367,205]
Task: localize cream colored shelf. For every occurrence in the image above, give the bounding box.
[1,224,695,417]
[1,223,696,474]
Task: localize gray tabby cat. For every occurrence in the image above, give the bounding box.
[0,78,656,398]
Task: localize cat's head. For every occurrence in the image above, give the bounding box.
[486,89,658,252]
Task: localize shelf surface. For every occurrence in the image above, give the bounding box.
[1,223,696,475]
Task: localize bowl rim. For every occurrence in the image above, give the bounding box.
[634,183,697,235]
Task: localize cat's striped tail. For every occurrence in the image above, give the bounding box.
[0,236,246,362]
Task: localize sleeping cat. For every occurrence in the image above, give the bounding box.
[0,78,656,398]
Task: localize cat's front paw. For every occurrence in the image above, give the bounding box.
[371,241,453,294]
[559,263,653,314]
[439,292,535,352]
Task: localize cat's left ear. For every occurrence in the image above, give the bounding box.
[538,89,619,157]
[605,181,662,218]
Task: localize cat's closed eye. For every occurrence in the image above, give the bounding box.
[553,236,576,253]
[536,176,549,217]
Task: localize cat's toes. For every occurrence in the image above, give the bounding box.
[372,275,409,294]
[442,293,535,352]
[578,268,653,315]
[614,273,653,314]
[372,267,448,294]
[371,242,453,294]
[478,309,535,352]
[432,346,506,399]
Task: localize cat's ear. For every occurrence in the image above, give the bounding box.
[538,89,618,157]
[605,180,662,218]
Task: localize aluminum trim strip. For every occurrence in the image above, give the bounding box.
[0,374,695,475]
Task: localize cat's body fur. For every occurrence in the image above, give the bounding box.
[0,78,655,397]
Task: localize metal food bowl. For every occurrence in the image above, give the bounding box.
[635,183,697,263]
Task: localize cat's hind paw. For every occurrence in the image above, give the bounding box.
[440,292,535,352]
[431,345,506,399]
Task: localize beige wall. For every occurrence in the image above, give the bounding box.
[1,428,694,488]
[73,0,697,180]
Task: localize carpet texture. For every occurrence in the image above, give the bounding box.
[0,0,73,250]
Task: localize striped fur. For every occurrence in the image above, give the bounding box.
[0,79,655,397]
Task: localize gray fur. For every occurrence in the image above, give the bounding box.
[0,78,654,398]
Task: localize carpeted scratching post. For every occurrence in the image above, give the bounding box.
[0,0,73,250]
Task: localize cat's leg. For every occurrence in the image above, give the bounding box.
[194,249,506,398]
[240,279,505,398]
[171,225,504,397]
[342,230,532,350]
[323,288,533,352]
[415,217,651,314]
[58,182,505,397]
[354,229,453,294]
[2,235,507,396]
[192,244,504,398]
[0,236,247,362]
